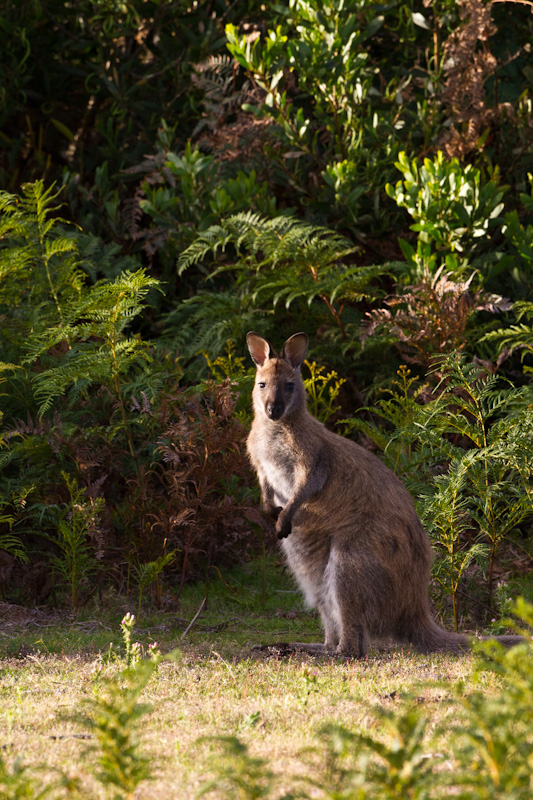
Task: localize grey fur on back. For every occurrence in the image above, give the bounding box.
[246,331,480,657]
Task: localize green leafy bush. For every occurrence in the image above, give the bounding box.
[0,181,259,605]
[386,151,506,282]
[225,0,443,233]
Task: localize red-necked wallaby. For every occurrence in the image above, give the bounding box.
[246,331,521,657]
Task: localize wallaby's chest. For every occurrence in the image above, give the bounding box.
[249,428,299,507]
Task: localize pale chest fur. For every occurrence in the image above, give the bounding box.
[248,424,299,507]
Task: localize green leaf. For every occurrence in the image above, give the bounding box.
[50,118,75,142]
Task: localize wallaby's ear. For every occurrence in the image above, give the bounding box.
[246,332,276,367]
[281,332,308,369]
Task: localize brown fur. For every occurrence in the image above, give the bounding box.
[246,331,520,657]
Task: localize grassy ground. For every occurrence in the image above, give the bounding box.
[0,558,527,798]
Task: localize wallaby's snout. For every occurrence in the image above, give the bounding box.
[266,395,285,421]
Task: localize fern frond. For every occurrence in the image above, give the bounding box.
[0,181,85,335]
[176,224,235,274]
[177,212,356,274]
[18,181,66,225]
[0,361,21,385]
[0,531,29,562]
[177,213,386,337]
[161,290,270,364]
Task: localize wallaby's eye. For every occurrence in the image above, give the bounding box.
[285,382,295,392]
[258,381,266,389]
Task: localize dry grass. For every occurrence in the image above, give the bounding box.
[0,560,504,798]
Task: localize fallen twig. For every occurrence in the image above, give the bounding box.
[181,597,207,640]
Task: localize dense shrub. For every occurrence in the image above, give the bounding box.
[0,183,260,606]
[1,0,533,619]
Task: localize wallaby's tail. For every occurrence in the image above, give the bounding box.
[480,634,524,648]
[410,618,523,654]
[411,619,469,654]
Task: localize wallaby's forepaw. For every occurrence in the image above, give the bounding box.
[276,515,292,539]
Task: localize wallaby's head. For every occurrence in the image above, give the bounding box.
[247,332,308,422]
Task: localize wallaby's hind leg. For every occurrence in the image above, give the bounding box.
[337,622,370,658]
[324,549,370,658]
[317,600,340,653]
[320,553,343,652]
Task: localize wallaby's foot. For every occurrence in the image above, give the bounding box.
[335,645,365,658]
[292,642,326,654]
[252,642,348,658]
[337,627,370,659]
[251,641,323,657]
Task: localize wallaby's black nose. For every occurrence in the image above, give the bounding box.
[267,401,284,420]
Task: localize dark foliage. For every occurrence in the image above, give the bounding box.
[1,0,533,621]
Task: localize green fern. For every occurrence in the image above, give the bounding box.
[0,183,164,576]
[0,182,160,419]
[320,705,437,800]
[0,181,84,340]
[417,359,533,606]
[417,453,489,630]
[0,502,29,565]
[133,550,178,615]
[162,288,270,369]
[44,473,103,612]
[343,365,448,488]
[26,269,159,416]
[347,355,533,613]
[83,660,157,798]
[177,212,387,339]
[482,301,533,369]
